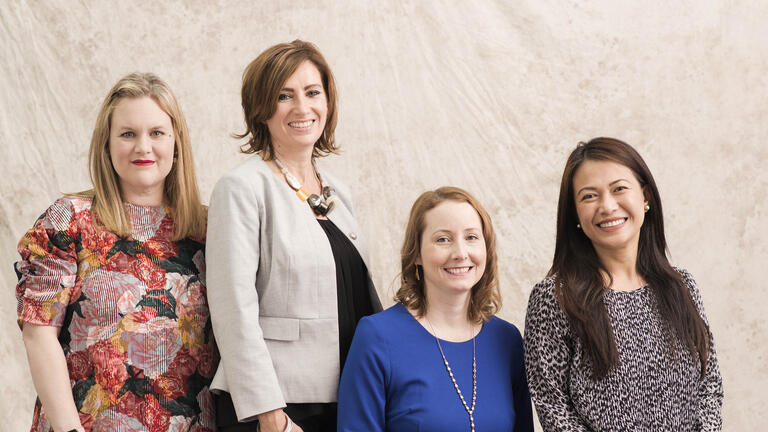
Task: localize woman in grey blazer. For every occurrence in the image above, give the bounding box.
[206,40,382,432]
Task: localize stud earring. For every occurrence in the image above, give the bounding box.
[576,223,581,229]
[644,204,650,212]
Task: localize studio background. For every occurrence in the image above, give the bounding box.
[1,1,765,430]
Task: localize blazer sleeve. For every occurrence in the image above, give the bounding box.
[524,278,592,432]
[206,174,285,420]
[678,269,724,431]
[337,316,389,432]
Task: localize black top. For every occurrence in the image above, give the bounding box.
[317,218,375,368]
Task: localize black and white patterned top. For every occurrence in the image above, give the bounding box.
[524,269,723,431]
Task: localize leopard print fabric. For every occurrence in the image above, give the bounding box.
[524,269,723,431]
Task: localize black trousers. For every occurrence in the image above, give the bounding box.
[215,392,337,432]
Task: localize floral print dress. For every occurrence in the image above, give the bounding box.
[15,195,216,431]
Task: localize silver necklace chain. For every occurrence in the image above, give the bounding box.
[425,318,477,432]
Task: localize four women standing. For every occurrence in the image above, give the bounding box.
[14,43,723,432]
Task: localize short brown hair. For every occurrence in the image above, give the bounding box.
[395,186,501,323]
[235,40,339,159]
[81,72,206,240]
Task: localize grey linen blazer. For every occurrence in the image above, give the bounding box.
[206,155,382,422]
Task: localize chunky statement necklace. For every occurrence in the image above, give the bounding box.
[273,157,337,216]
[425,318,477,432]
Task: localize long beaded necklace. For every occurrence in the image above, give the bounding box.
[273,157,337,216]
[425,318,477,432]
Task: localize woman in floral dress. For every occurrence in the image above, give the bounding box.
[15,73,216,431]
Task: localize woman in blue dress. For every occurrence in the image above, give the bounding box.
[338,186,533,432]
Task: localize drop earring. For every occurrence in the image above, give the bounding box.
[415,265,421,281]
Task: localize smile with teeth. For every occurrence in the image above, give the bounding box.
[445,266,472,275]
[598,218,627,228]
[288,120,314,128]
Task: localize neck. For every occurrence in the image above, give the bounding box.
[120,185,164,207]
[594,244,644,291]
[420,286,475,341]
[273,145,316,184]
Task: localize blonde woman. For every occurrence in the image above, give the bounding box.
[15,73,215,431]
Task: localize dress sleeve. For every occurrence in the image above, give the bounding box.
[15,197,79,328]
[206,174,284,420]
[524,278,592,432]
[509,325,534,432]
[678,269,724,431]
[337,316,389,432]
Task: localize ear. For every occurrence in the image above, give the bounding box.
[414,255,422,265]
[642,185,650,206]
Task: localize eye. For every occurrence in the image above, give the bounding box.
[120,131,135,138]
[466,233,481,241]
[307,89,322,97]
[436,236,450,243]
[150,130,164,137]
[580,193,596,201]
[613,185,628,193]
[277,93,292,101]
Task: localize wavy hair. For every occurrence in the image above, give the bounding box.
[395,186,501,323]
[235,40,339,159]
[551,137,710,379]
[78,72,205,240]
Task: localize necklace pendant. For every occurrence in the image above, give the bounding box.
[296,188,310,201]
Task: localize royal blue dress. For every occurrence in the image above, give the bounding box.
[338,303,533,432]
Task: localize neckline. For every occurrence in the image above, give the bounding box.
[606,284,649,294]
[396,303,486,345]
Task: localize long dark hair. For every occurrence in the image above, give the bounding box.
[550,137,710,379]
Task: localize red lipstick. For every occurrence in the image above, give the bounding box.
[132,160,155,166]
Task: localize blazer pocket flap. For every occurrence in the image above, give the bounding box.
[260,316,300,341]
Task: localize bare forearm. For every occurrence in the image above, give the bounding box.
[22,325,84,432]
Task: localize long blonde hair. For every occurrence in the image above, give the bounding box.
[79,72,205,240]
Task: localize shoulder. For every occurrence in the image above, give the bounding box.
[672,266,704,308]
[485,315,523,341]
[355,304,412,341]
[40,195,92,229]
[212,156,271,196]
[527,275,560,312]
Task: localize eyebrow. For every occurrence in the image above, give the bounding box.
[576,178,630,195]
[280,84,323,92]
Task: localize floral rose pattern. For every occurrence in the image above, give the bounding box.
[16,196,216,431]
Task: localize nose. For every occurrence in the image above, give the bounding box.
[294,94,311,113]
[452,239,469,260]
[598,194,619,214]
[135,133,152,154]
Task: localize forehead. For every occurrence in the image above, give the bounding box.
[573,159,638,190]
[282,60,323,87]
[422,200,482,232]
[111,96,171,126]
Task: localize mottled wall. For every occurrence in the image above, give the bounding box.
[1,1,766,430]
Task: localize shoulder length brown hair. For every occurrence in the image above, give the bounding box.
[235,39,339,160]
[551,137,710,379]
[396,186,501,323]
[80,72,206,240]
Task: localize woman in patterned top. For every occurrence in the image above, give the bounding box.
[15,73,216,431]
[524,137,723,431]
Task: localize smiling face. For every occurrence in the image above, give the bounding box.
[109,96,175,205]
[265,60,328,155]
[573,159,649,257]
[416,200,487,298]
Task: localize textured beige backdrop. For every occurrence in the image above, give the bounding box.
[1,1,766,430]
